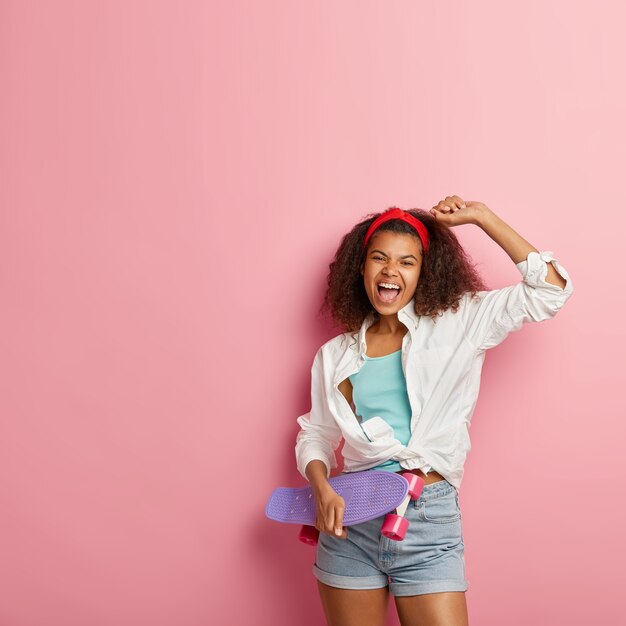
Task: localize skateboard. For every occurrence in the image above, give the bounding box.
[265,469,424,545]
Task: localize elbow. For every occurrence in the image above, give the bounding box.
[522,281,574,322]
[546,271,573,293]
[295,429,340,481]
[546,275,567,290]
[294,408,342,480]
[295,443,335,481]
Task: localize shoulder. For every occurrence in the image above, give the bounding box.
[445,290,489,316]
[429,291,491,339]
[420,292,484,327]
[316,331,356,361]
[319,331,356,354]
[457,290,488,306]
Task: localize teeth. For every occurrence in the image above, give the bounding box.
[378,282,401,290]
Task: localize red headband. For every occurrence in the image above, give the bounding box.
[363,207,430,253]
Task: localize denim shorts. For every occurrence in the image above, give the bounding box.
[313,478,469,596]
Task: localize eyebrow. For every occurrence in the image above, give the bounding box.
[370,249,419,261]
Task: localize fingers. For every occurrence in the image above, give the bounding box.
[326,505,335,534]
[334,502,345,537]
[315,501,348,539]
[431,195,466,213]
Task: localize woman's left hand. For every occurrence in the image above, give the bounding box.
[430,195,491,227]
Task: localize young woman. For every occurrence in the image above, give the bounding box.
[294,196,574,626]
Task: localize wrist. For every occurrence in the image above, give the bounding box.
[313,479,333,497]
[305,459,332,491]
[474,206,498,229]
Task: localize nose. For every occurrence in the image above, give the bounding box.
[382,260,400,275]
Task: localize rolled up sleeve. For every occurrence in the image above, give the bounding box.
[295,348,343,480]
[460,250,574,351]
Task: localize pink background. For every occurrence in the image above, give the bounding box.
[1,1,623,625]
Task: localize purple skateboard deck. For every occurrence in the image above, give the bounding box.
[265,470,410,527]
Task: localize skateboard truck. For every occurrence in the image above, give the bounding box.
[379,472,424,540]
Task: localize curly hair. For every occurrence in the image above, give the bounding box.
[318,207,489,332]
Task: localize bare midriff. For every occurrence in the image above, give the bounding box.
[395,467,445,485]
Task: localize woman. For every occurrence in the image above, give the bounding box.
[295,196,574,626]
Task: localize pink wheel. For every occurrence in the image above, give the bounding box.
[298,524,320,546]
[401,472,425,500]
[381,513,409,541]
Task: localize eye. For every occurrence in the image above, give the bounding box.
[373,255,385,261]
[402,261,414,266]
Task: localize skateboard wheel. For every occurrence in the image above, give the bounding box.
[381,514,409,541]
[400,472,425,500]
[298,524,319,546]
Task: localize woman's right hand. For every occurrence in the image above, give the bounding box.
[314,483,348,539]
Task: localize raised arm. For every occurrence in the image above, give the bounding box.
[476,208,567,289]
[431,196,574,351]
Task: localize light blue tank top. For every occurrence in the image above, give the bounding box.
[348,349,412,473]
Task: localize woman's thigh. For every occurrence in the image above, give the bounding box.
[317,580,390,626]
[394,591,469,626]
[313,516,391,625]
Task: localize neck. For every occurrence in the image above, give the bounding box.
[370,313,406,336]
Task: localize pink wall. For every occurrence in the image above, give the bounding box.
[0,1,623,624]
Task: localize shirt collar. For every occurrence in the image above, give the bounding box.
[357,296,420,353]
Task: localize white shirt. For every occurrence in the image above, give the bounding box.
[295,250,574,492]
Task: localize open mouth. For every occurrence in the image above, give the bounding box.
[376,283,402,304]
